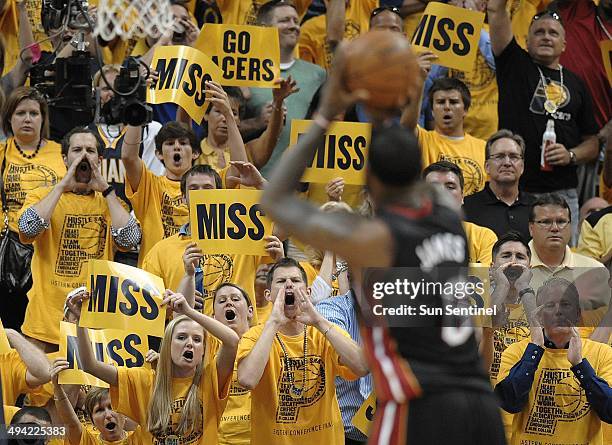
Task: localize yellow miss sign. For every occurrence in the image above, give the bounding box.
[289,120,370,185]
[189,189,272,256]
[411,2,484,72]
[352,392,376,436]
[80,260,165,338]
[195,24,280,88]
[58,322,150,387]
[148,45,224,124]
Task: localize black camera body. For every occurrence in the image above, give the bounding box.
[102,58,153,126]
[42,0,91,32]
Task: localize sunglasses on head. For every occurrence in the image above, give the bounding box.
[370,5,402,19]
[531,10,562,23]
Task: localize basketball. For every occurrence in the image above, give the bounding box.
[343,30,421,111]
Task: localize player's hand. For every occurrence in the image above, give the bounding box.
[183,243,203,276]
[325,177,344,202]
[317,43,370,121]
[544,143,571,166]
[567,327,583,366]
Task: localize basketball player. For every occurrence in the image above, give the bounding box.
[261,46,506,444]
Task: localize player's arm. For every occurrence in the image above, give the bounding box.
[76,326,119,386]
[122,125,145,192]
[326,0,346,53]
[487,0,513,56]
[261,48,393,269]
[5,329,51,387]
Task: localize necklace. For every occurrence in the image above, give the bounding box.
[276,325,308,399]
[14,138,43,160]
[536,65,564,115]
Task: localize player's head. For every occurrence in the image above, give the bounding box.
[180,164,222,206]
[537,277,581,333]
[155,121,201,178]
[366,124,422,205]
[485,129,525,186]
[527,11,566,65]
[423,161,464,205]
[369,6,403,33]
[257,1,300,52]
[529,193,571,252]
[265,257,309,319]
[428,78,470,135]
[213,283,253,336]
[84,387,127,442]
[2,86,50,141]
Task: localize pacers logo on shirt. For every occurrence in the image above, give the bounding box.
[529,78,571,120]
[161,193,188,238]
[276,355,326,423]
[55,214,108,277]
[5,163,59,216]
[525,368,590,435]
[449,51,496,91]
[437,154,483,196]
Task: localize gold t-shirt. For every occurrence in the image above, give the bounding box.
[0,137,65,232]
[418,128,487,196]
[110,363,229,445]
[0,350,32,406]
[236,324,358,445]
[463,221,498,265]
[216,0,310,25]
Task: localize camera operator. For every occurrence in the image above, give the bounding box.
[30,0,101,141]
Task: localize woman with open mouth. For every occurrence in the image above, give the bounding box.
[75,291,239,444]
[51,372,143,445]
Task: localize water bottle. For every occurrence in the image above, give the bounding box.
[541,119,555,172]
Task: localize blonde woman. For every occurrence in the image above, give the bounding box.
[76,292,239,444]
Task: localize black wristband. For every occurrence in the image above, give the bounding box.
[102,186,115,198]
[518,287,535,301]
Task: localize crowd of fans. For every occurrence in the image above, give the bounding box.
[0,0,610,444]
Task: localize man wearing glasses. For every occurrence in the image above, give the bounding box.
[528,194,610,315]
[488,0,600,243]
[464,129,535,241]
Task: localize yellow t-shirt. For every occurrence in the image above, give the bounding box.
[216,0,311,25]
[298,0,378,71]
[418,128,487,196]
[3,405,19,423]
[80,427,143,445]
[142,231,264,319]
[236,324,358,445]
[255,302,272,326]
[447,26,499,140]
[18,187,118,344]
[207,338,251,445]
[301,261,341,297]
[0,0,53,75]
[0,137,65,232]
[126,161,188,266]
[577,210,612,264]
[197,138,232,173]
[498,337,612,445]
[463,221,498,265]
[110,362,229,445]
[0,349,32,406]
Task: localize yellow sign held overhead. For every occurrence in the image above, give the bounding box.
[195,24,280,87]
[80,260,165,337]
[189,189,273,256]
[289,120,370,185]
[148,45,224,124]
[58,322,150,387]
[411,2,484,72]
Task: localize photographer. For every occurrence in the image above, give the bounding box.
[0,87,65,330]
[16,127,141,351]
